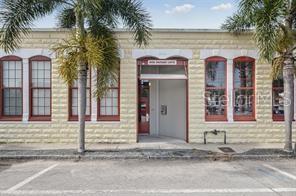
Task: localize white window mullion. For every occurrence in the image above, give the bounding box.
[227,59,233,122]
[22,58,29,122]
[91,70,97,122]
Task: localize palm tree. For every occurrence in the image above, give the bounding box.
[222,0,296,152]
[0,0,152,153]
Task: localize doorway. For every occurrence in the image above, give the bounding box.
[137,58,188,142]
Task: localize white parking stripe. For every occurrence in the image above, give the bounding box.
[5,164,58,193]
[263,164,296,180]
[0,188,296,195]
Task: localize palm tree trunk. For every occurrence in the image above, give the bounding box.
[76,9,87,153]
[283,55,294,152]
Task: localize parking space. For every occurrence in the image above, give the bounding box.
[0,160,295,195]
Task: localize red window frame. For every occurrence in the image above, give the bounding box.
[68,69,91,121]
[0,56,23,121]
[233,56,256,121]
[205,56,227,121]
[272,77,284,121]
[29,56,52,121]
[97,72,120,121]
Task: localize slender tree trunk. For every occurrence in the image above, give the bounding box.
[76,8,87,153]
[283,55,294,152]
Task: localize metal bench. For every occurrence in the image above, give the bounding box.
[204,129,227,144]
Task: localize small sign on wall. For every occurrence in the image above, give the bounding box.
[161,105,167,115]
[147,60,177,65]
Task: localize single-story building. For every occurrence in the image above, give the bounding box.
[0,28,295,144]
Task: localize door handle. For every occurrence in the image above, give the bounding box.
[146,113,149,121]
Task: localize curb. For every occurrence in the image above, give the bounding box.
[0,154,295,161]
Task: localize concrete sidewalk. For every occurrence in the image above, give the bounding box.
[0,136,295,160]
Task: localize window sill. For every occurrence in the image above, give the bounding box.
[233,116,256,122]
[0,116,22,121]
[205,116,227,122]
[68,116,91,121]
[67,121,120,124]
[29,116,51,121]
[272,116,284,122]
[97,116,120,121]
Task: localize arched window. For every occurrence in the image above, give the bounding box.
[233,57,255,121]
[0,56,23,120]
[205,57,227,121]
[29,56,51,121]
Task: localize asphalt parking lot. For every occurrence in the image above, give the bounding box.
[0,159,295,196]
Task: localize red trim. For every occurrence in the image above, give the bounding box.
[136,57,189,143]
[205,56,227,121]
[273,115,284,121]
[29,56,52,121]
[68,69,91,121]
[233,56,256,121]
[0,56,23,121]
[97,69,120,121]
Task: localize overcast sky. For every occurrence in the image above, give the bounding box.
[34,0,238,29]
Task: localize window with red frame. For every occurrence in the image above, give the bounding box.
[98,73,120,121]
[205,57,227,121]
[69,70,91,121]
[272,75,284,121]
[0,56,23,121]
[29,56,51,121]
[233,57,255,121]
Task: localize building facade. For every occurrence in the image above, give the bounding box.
[0,29,295,144]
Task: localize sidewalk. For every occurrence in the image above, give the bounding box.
[0,136,295,161]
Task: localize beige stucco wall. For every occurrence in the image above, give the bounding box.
[0,29,295,144]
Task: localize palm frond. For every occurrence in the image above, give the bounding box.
[221,13,253,34]
[103,0,152,46]
[253,0,287,61]
[271,56,285,79]
[0,0,64,53]
[90,34,119,98]
[53,33,81,85]
[54,32,120,98]
[57,7,76,28]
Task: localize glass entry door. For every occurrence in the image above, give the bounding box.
[138,80,150,134]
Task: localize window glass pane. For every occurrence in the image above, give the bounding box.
[3,61,22,87]
[71,88,90,116]
[273,88,284,116]
[272,76,283,88]
[205,89,226,116]
[2,60,22,116]
[31,61,51,88]
[141,65,185,75]
[98,69,119,118]
[100,107,106,115]
[112,106,118,115]
[272,74,284,117]
[206,61,225,88]
[234,89,254,116]
[105,107,112,115]
[32,89,51,116]
[3,89,22,115]
[234,61,253,88]
[99,89,119,116]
